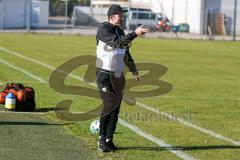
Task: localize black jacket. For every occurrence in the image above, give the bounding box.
[96,22,138,75]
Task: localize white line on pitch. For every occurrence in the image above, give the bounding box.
[125,97,240,146]
[161,95,240,102]
[1,47,239,101]
[0,58,46,83]
[119,119,196,160]
[0,46,197,160]
[1,46,240,147]
[0,81,47,85]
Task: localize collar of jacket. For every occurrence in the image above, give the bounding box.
[105,21,119,29]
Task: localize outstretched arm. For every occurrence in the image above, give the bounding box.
[97,24,149,48]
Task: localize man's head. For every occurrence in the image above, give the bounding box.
[107,4,127,26]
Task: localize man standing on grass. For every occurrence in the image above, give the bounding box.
[96,4,148,152]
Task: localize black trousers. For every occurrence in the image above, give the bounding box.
[96,69,125,140]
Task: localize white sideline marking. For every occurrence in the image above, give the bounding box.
[130,99,240,146]
[0,47,93,84]
[1,47,240,147]
[1,47,240,101]
[0,58,46,83]
[0,47,56,71]
[0,47,196,160]
[162,95,240,102]
[1,46,240,146]
[119,119,196,160]
[0,81,47,85]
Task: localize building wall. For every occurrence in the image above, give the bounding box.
[205,0,240,35]
[85,0,240,35]
[39,0,49,27]
[91,0,129,7]
[148,0,240,35]
[148,0,205,34]
[88,0,239,35]
[0,0,48,29]
[0,0,28,28]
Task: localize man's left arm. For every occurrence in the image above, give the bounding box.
[124,48,142,84]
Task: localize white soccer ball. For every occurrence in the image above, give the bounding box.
[90,120,100,134]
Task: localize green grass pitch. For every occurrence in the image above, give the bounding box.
[0,33,240,160]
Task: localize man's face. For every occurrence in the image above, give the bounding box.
[109,12,124,26]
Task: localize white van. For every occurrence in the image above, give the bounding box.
[124,9,162,31]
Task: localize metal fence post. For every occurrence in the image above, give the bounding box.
[233,0,238,41]
[65,0,68,33]
[127,0,131,33]
[26,0,31,32]
[0,0,3,32]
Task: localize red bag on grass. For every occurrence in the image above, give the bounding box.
[0,83,36,111]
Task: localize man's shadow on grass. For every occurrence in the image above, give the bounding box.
[0,121,64,125]
[0,107,55,113]
[33,107,55,112]
[118,145,240,151]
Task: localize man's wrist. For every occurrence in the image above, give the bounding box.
[132,71,139,76]
[131,31,138,38]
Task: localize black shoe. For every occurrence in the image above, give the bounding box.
[98,138,111,152]
[106,139,118,151]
